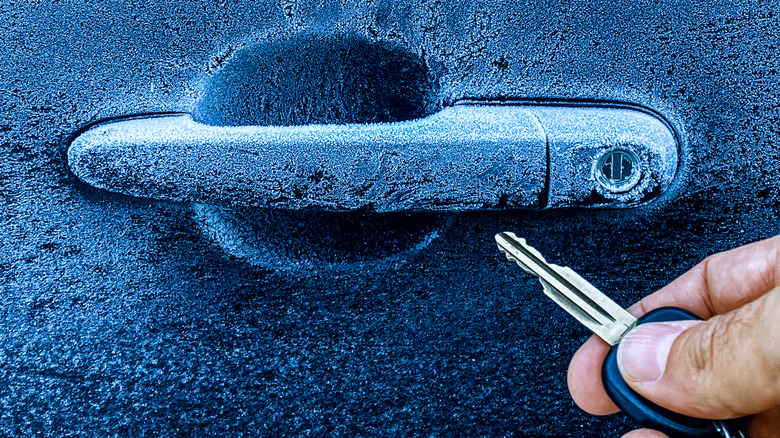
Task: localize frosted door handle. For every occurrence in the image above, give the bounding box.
[67,104,678,211]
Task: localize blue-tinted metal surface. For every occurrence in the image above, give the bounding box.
[2,1,780,436]
[68,107,549,211]
[68,104,678,211]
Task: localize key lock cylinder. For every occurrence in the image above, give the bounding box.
[67,34,680,271]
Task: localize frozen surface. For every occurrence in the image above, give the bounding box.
[2,1,780,437]
[69,107,547,211]
[68,104,678,212]
[530,105,678,206]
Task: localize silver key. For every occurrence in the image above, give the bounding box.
[495,231,636,345]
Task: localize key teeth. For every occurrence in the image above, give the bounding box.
[495,232,547,265]
[498,247,517,264]
[497,246,534,274]
[495,231,638,346]
[518,238,547,264]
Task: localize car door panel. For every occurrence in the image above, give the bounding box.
[2,1,779,436]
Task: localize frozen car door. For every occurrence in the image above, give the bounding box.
[2,1,779,436]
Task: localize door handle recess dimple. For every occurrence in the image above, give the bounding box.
[67,103,678,212]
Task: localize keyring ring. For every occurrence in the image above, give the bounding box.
[714,419,750,438]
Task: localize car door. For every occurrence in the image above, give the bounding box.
[2,1,779,436]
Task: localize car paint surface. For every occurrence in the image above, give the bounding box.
[2,1,780,436]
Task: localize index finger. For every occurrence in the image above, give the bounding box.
[630,235,780,318]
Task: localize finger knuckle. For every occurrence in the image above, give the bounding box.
[683,304,777,415]
[685,311,746,377]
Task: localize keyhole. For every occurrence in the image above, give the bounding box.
[596,148,640,192]
[602,150,633,182]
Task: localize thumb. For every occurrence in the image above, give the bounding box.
[617,287,780,419]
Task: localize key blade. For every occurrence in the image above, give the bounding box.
[495,232,636,345]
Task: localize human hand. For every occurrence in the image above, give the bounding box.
[567,236,780,437]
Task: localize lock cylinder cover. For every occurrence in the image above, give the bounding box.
[525,104,678,208]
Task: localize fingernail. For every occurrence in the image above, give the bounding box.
[617,321,699,383]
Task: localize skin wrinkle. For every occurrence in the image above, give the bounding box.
[698,256,716,318]
[735,291,780,415]
[762,289,780,406]
[714,251,768,313]
[682,313,737,413]
[708,239,780,313]
[722,313,755,417]
[664,288,780,418]
[635,295,652,316]
[766,246,780,297]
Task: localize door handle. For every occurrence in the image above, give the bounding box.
[68,103,678,211]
